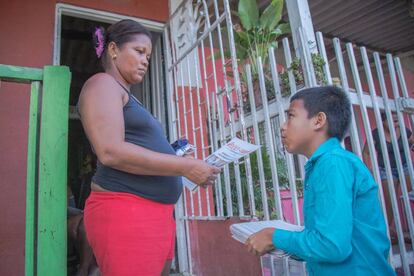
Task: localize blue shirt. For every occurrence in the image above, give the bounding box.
[273,138,395,276]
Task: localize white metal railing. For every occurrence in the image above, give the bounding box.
[163,0,414,275]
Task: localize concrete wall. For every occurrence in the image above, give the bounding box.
[189,218,262,276]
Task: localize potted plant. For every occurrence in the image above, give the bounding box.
[280,53,327,96]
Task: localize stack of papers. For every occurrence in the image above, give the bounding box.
[230,220,304,257]
[183,137,261,191]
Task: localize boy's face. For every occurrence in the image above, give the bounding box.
[281,99,315,155]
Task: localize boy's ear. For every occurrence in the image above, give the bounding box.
[312,112,328,131]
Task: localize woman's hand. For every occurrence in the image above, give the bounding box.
[183,152,194,159]
[184,159,221,187]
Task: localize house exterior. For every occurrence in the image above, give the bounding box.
[1,0,414,275]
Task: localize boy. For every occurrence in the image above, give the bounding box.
[246,86,394,275]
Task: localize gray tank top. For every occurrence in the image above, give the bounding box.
[92,83,182,204]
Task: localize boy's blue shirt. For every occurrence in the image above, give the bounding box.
[273,138,395,276]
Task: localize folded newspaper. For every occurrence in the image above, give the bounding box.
[183,137,260,191]
[230,220,304,257]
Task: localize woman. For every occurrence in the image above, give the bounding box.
[78,20,220,276]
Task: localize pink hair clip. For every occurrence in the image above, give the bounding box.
[94,27,104,58]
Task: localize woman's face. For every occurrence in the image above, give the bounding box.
[113,34,152,84]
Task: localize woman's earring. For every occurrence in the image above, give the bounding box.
[112,55,117,59]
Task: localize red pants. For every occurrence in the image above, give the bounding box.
[84,191,175,276]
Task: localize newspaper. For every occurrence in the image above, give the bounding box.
[182,137,260,191]
[230,220,304,258]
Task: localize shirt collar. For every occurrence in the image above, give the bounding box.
[304,138,341,172]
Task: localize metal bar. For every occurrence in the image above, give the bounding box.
[174,34,194,275]
[165,0,192,28]
[202,0,228,216]
[392,251,414,269]
[360,46,396,266]
[346,43,382,184]
[216,62,242,216]
[163,27,190,274]
[168,19,194,275]
[211,92,225,216]
[332,38,363,158]
[282,38,307,189]
[221,91,398,139]
[386,54,414,248]
[214,0,244,217]
[182,215,254,221]
[196,38,213,217]
[164,27,180,141]
[168,13,227,71]
[285,0,317,58]
[185,54,203,216]
[246,64,268,220]
[25,81,41,276]
[217,96,233,216]
[257,57,283,219]
[37,66,70,276]
[394,57,414,191]
[374,53,410,274]
[298,27,317,87]
[191,48,207,217]
[315,32,332,85]
[245,125,257,217]
[282,38,297,95]
[179,59,195,217]
[222,0,255,217]
[269,48,301,225]
[150,44,159,119]
[156,39,165,122]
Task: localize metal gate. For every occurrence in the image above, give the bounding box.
[163,1,414,275]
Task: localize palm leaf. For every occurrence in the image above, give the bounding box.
[238,0,259,31]
[259,0,284,31]
[276,23,290,35]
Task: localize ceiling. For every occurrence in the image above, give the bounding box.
[278,0,414,55]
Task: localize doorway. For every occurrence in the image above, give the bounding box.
[55,5,173,275]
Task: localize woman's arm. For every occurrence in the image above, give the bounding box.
[79,74,219,185]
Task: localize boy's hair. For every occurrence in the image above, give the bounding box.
[290,86,351,140]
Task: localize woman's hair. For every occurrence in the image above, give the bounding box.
[92,19,152,68]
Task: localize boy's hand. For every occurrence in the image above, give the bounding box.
[246,228,276,256]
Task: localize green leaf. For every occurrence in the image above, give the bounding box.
[234,30,251,48]
[225,70,234,78]
[238,0,259,31]
[236,45,248,61]
[267,23,290,42]
[276,23,290,35]
[259,0,284,31]
[208,49,232,61]
[270,41,278,49]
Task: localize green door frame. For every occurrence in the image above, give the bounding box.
[0,64,71,276]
